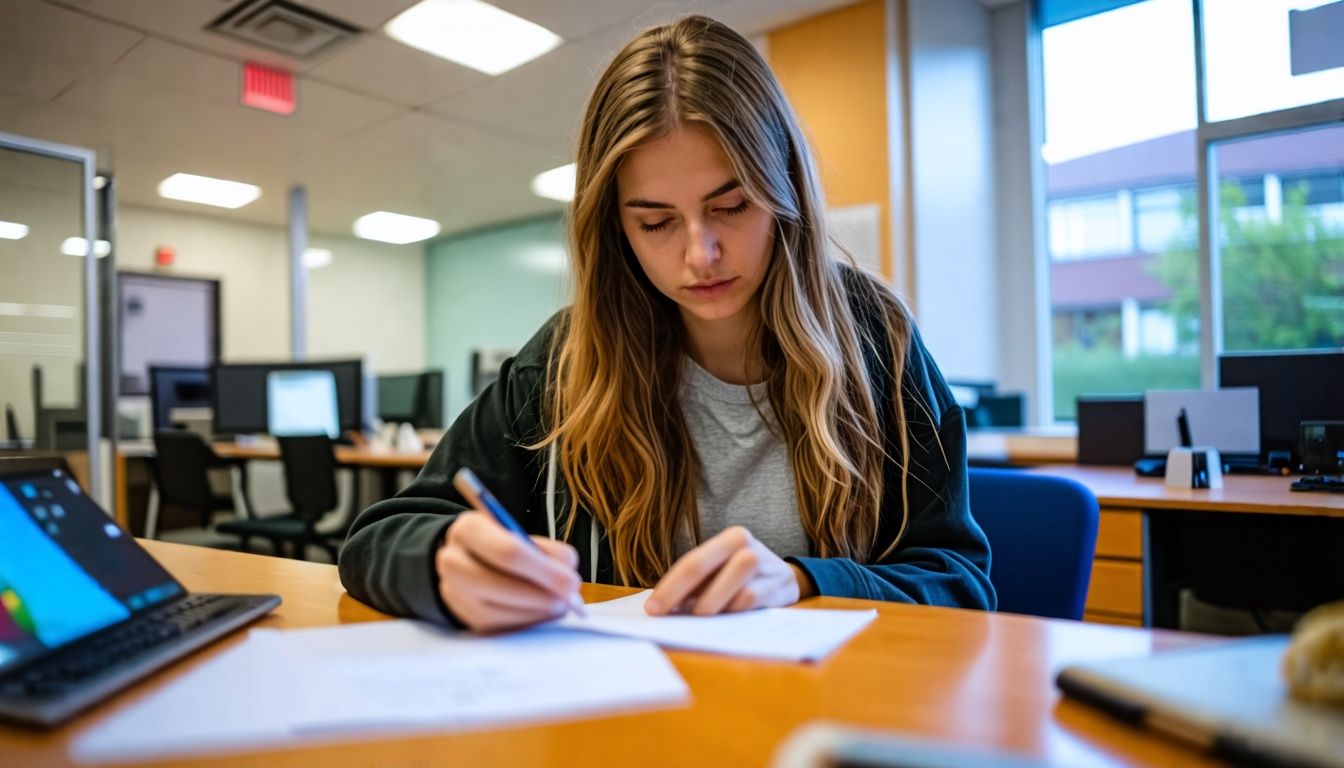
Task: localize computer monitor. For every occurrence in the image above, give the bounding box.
[266,370,339,438]
[212,360,363,436]
[377,374,419,424]
[376,370,444,429]
[148,366,211,432]
[1219,350,1344,466]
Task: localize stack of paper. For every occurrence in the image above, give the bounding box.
[71,623,687,764]
[71,593,877,763]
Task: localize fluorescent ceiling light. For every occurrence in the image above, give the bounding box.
[157,173,260,209]
[303,248,333,269]
[0,220,29,240]
[385,0,563,76]
[61,237,111,258]
[353,211,441,244]
[531,163,575,202]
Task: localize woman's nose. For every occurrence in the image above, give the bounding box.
[685,220,720,269]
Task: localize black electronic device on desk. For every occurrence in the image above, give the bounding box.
[1288,421,1344,493]
[1291,475,1344,493]
[1219,350,1344,469]
[0,456,280,727]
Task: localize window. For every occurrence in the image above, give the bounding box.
[1047,193,1131,260]
[1040,0,1200,421]
[1213,126,1344,352]
[1202,0,1344,122]
[1035,0,1344,421]
[1134,185,1196,253]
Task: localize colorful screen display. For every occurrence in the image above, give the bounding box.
[0,470,183,673]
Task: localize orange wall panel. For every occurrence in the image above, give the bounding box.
[768,0,893,279]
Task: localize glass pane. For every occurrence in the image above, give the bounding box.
[1213,123,1344,352]
[0,145,93,483]
[1041,0,1201,421]
[1203,0,1344,123]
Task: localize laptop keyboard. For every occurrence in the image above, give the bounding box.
[0,594,243,698]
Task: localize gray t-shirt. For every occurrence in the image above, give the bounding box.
[675,357,809,560]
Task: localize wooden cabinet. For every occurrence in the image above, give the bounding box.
[1085,508,1144,624]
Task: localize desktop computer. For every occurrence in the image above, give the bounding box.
[1219,350,1344,469]
[211,360,363,437]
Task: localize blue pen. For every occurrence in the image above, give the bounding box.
[452,467,588,618]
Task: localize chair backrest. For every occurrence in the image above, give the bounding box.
[968,468,1100,620]
[151,429,220,517]
[277,435,338,521]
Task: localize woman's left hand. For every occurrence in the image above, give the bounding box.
[645,526,815,616]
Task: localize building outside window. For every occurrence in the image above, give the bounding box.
[1037,0,1344,421]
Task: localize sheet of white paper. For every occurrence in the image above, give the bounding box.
[556,591,877,662]
[70,621,687,764]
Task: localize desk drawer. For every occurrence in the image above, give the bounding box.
[1085,611,1143,627]
[1086,560,1143,617]
[1095,509,1142,560]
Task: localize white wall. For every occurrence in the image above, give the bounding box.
[116,204,426,372]
[908,0,998,383]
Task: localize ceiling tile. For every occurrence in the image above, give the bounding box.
[67,0,331,73]
[0,43,86,101]
[1,0,144,66]
[577,0,730,51]
[488,0,650,42]
[712,0,862,37]
[425,42,607,154]
[310,34,485,107]
[6,0,858,239]
[109,37,240,102]
[301,0,418,30]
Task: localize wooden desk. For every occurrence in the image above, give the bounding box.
[210,441,434,470]
[967,428,1078,466]
[5,541,1224,768]
[115,442,435,532]
[1031,465,1344,629]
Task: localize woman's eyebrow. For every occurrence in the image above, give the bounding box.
[623,179,741,209]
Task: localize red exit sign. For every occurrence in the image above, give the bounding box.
[241,62,295,115]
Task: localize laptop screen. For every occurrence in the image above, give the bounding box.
[0,468,184,675]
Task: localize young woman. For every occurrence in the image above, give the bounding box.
[339,15,995,631]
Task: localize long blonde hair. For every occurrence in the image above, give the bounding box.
[539,15,915,587]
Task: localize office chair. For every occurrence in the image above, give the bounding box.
[149,430,239,539]
[218,435,345,562]
[968,468,1099,620]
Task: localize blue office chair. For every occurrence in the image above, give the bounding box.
[968,468,1100,620]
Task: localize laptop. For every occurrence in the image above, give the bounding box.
[1057,636,1344,768]
[0,457,280,727]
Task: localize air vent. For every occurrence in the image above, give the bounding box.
[207,0,359,59]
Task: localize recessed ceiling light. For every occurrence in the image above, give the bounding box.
[61,237,112,258]
[353,211,441,244]
[385,0,563,76]
[157,173,261,209]
[303,248,333,269]
[531,163,576,202]
[0,220,29,240]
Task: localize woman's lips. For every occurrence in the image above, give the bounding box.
[686,277,737,299]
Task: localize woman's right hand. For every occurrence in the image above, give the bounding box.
[435,510,582,632]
